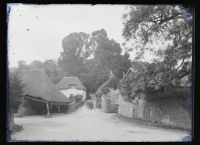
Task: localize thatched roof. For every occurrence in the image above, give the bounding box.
[56,77,86,91]
[20,69,70,103]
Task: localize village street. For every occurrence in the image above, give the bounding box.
[11,105,190,142]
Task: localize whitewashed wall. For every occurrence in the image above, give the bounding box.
[61,89,86,101]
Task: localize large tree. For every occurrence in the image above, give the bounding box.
[91,29,121,65]
[122,5,193,92]
[79,65,110,93]
[91,29,131,78]
[8,69,24,132]
[58,32,90,76]
[58,29,131,92]
[107,52,131,78]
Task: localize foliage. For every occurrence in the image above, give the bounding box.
[121,5,192,100]
[74,94,83,102]
[43,60,57,76]
[95,91,103,98]
[91,29,131,78]
[79,63,110,93]
[16,29,131,93]
[107,52,131,78]
[42,59,63,84]
[119,77,134,102]
[17,60,29,70]
[29,60,43,69]
[119,61,191,101]
[17,59,64,84]
[58,29,131,93]
[91,29,121,66]
[57,32,90,76]
[9,69,24,113]
[58,52,86,77]
[68,94,74,102]
[106,76,120,90]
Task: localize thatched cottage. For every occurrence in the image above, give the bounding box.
[56,77,87,102]
[16,69,71,116]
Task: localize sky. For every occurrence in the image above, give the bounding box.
[8,4,131,68]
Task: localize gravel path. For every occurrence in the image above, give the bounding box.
[11,105,190,142]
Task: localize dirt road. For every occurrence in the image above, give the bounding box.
[11,105,190,142]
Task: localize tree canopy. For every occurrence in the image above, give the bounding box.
[58,29,131,92]
[120,5,193,100]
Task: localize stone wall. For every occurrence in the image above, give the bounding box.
[118,95,146,118]
[101,95,111,113]
[143,98,192,130]
[118,95,134,118]
[118,94,192,130]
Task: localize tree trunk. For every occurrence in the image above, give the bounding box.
[8,109,14,132]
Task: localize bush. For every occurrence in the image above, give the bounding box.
[74,94,83,102]
[95,91,102,98]
[9,71,24,113]
[68,94,74,102]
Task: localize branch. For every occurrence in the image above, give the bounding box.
[169,57,185,73]
[177,71,190,79]
[175,58,185,70]
[158,14,182,25]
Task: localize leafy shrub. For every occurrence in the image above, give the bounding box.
[9,71,24,113]
[74,94,83,101]
[95,91,102,98]
[69,94,74,101]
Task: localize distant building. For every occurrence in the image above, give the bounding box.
[56,77,87,101]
